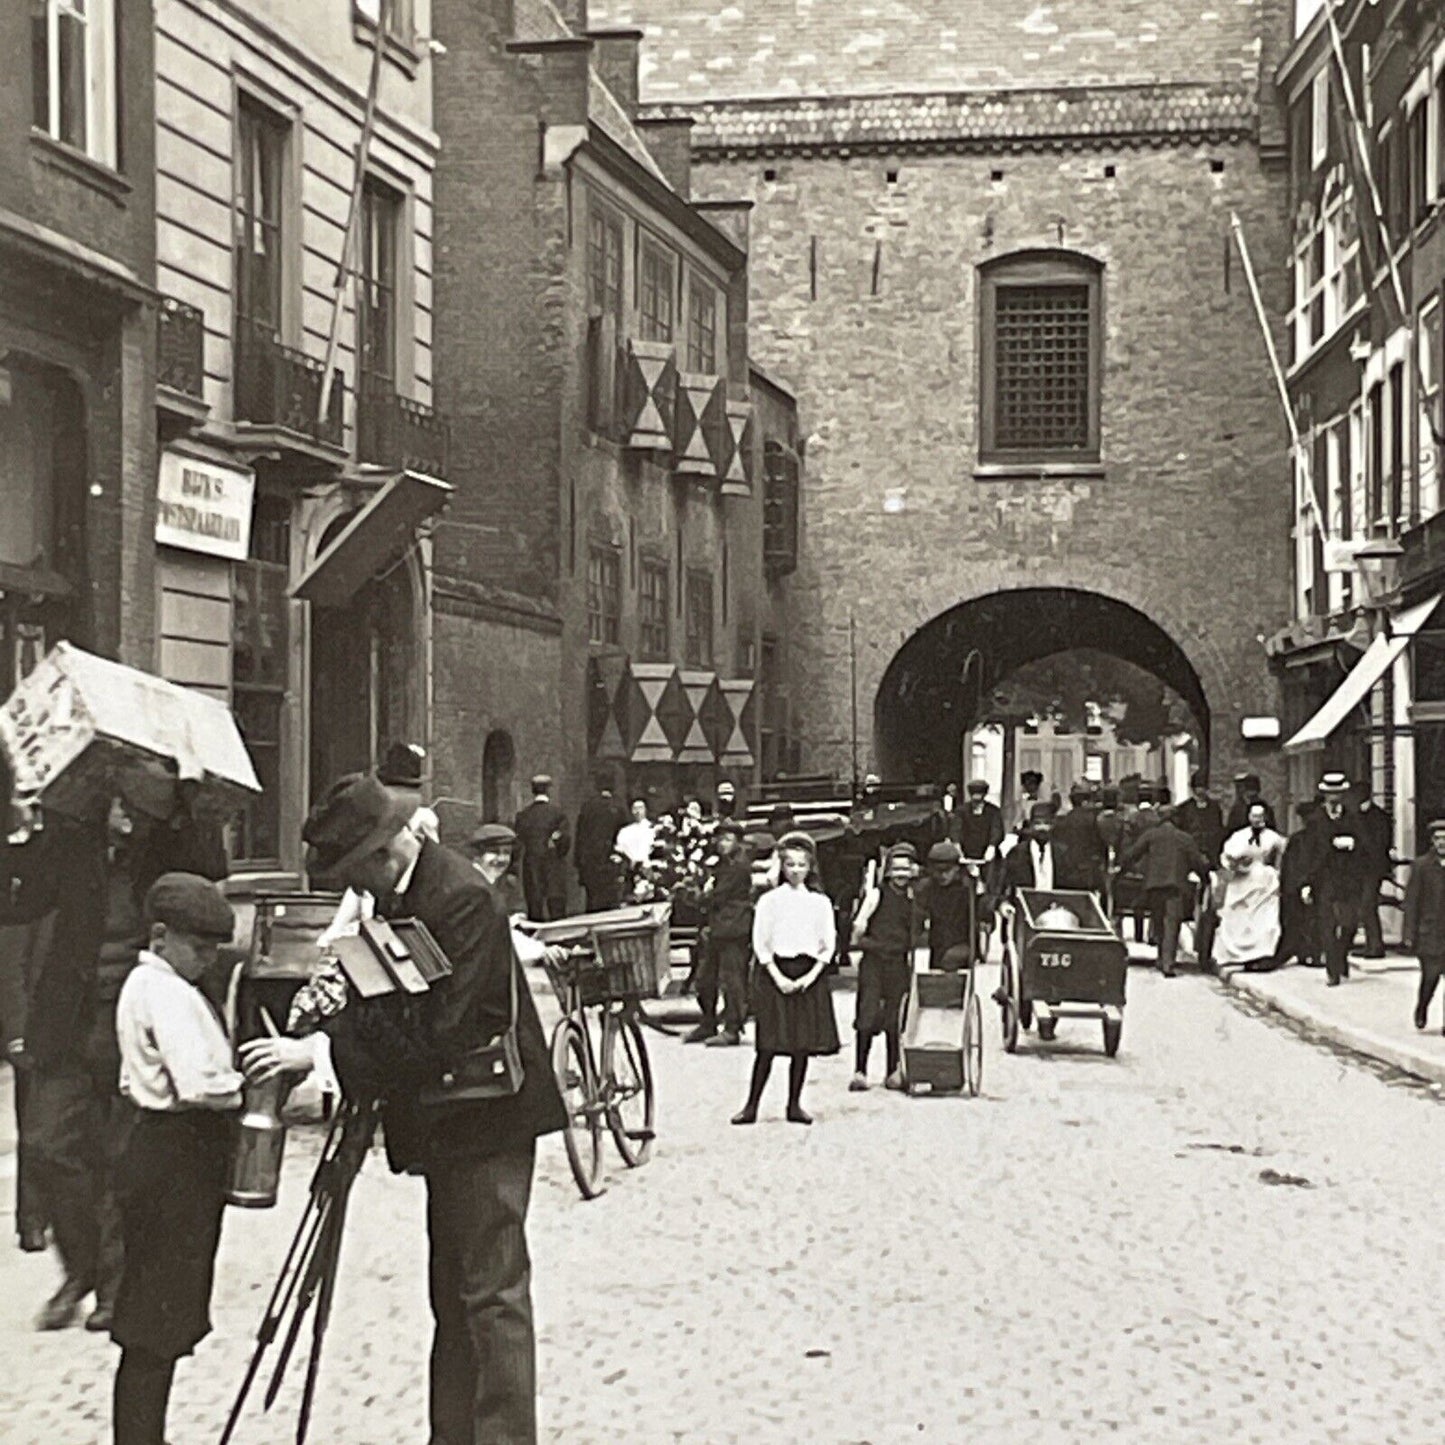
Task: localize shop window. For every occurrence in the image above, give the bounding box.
[684,569,714,668]
[359,177,401,387]
[638,558,669,661]
[639,240,675,344]
[979,252,1102,465]
[587,546,621,645]
[231,495,291,867]
[686,278,717,373]
[587,201,624,322]
[31,0,117,168]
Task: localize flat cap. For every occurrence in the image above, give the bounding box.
[965,777,990,795]
[144,872,234,941]
[1028,801,1056,823]
[470,822,517,851]
[928,840,962,864]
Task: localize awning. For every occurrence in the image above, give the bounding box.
[1283,593,1442,754]
[291,470,451,607]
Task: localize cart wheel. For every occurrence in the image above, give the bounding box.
[964,983,984,1096]
[603,1014,655,1168]
[1000,956,1020,1054]
[1037,1017,1058,1043]
[1103,1016,1123,1058]
[897,994,912,1091]
[551,1020,605,1200]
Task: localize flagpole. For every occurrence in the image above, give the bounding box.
[1228,211,1329,541]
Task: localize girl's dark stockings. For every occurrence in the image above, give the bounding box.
[731,1051,812,1125]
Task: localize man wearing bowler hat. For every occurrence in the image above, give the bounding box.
[1298,772,1369,986]
[514,775,571,921]
[246,773,566,1444]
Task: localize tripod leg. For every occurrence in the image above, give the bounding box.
[294,1207,346,1445]
[263,1197,336,1412]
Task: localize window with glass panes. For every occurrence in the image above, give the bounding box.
[981,256,1101,462]
[31,0,117,168]
[684,570,713,667]
[235,98,288,338]
[639,559,669,661]
[359,178,400,385]
[687,279,717,373]
[639,242,675,343]
[587,547,621,645]
[587,203,624,320]
[232,495,291,866]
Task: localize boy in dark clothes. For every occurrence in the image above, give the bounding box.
[916,841,975,971]
[849,843,920,1092]
[687,821,754,1046]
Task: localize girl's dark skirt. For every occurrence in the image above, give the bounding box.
[752,954,841,1056]
[112,1109,232,1360]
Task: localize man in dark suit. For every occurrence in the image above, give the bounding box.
[513,774,571,921]
[1115,806,1210,977]
[1001,804,1060,895]
[573,780,626,912]
[1353,786,1393,958]
[1403,819,1445,1032]
[1051,783,1108,892]
[1298,772,1370,986]
[957,778,1005,865]
[247,773,566,1445]
[1177,772,1226,866]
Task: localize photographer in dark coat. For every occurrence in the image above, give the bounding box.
[242,773,565,1445]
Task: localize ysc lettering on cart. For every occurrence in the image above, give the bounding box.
[1039,951,1074,969]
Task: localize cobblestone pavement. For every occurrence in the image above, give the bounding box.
[3,962,1445,1445]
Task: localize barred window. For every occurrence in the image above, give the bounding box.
[639,559,669,661]
[979,253,1102,465]
[640,241,675,344]
[587,546,621,646]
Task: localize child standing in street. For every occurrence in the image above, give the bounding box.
[850,842,921,1091]
[733,833,839,1125]
[110,872,242,1445]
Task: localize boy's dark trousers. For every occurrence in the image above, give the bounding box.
[1417,952,1445,1026]
[1356,875,1386,956]
[1146,887,1185,972]
[696,936,749,1036]
[855,950,910,1074]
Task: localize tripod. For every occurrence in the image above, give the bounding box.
[219,1097,380,1445]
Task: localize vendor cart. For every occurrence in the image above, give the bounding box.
[998,888,1127,1057]
[897,952,983,1096]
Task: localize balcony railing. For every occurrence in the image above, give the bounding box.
[234,319,344,449]
[157,296,205,401]
[356,373,450,476]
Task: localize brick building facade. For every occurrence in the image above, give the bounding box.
[2,0,157,685]
[429,0,797,850]
[596,0,1298,806]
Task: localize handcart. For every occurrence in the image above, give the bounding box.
[998,888,1127,1057]
[528,903,670,1199]
[896,863,983,1097]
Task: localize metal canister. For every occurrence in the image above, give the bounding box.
[227,1074,288,1209]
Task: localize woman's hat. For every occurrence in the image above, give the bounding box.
[304,773,416,884]
[776,829,817,857]
[1317,772,1351,795]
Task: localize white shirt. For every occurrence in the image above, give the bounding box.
[316,835,426,947]
[1031,841,1055,891]
[615,819,656,867]
[753,883,836,965]
[117,951,243,1112]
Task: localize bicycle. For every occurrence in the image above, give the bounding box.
[537,908,669,1199]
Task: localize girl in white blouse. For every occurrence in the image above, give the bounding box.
[732,833,840,1126]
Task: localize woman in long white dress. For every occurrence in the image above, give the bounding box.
[1215,802,1286,969]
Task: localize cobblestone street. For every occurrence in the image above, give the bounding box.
[3,962,1443,1445]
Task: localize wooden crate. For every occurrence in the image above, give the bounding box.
[901,971,966,1093]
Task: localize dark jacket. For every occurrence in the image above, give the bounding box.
[1297,808,1370,897]
[957,802,1005,862]
[0,810,226,1068]
[1354,803,1393,880]
[857,885,919,958]
[514,798,571,907]
[1403,852,1445,956]
[574,793,626,885]
[916,876,973,968]
[707,854,754,942]
[1116,821,1209,893]
[1002,839,1058,893]
[1051,807,1108,892]
[327,840,566,1173]
[1176,797,1227,865]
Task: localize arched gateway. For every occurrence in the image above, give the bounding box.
[876,586,1212,783]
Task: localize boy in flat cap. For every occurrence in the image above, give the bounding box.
[689,820,754,1046]
[849,842,921,1091]
[110,872,241,1445]
[1402,820,1445,1031]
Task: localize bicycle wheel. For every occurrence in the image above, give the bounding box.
[603,1013,655,1168]
[551,1019,605,1199]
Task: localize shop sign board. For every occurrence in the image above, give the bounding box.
[156,450,255,562]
